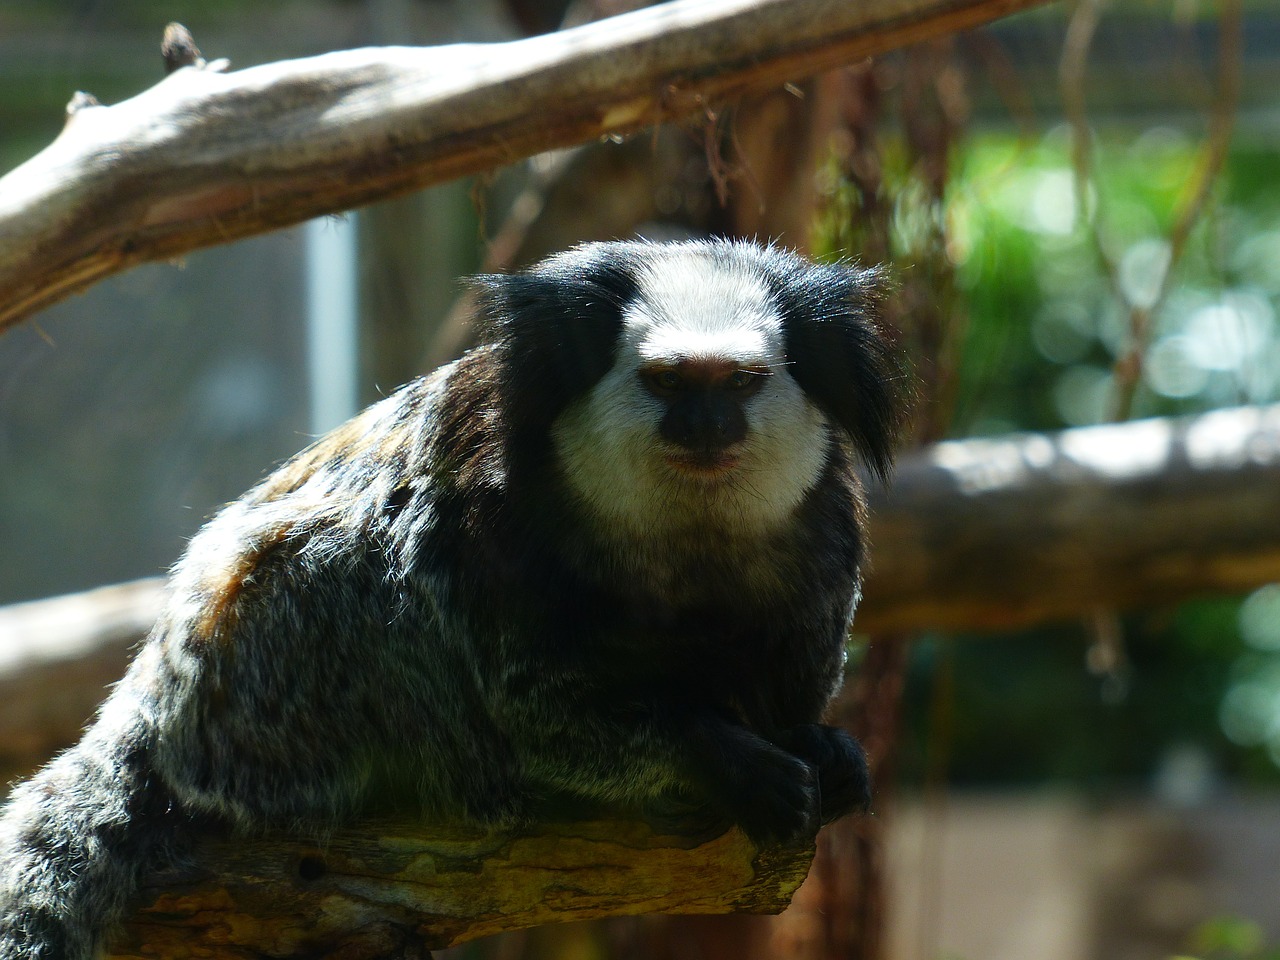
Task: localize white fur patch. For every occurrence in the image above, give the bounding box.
[551,244,830,541]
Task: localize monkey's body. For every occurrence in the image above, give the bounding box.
[0,240,902,959]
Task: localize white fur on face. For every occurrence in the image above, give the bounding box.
[551,245,830,540]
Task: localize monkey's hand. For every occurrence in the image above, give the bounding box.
[502,670,826,846]
[685,717,820,846]
[782,724,871,823]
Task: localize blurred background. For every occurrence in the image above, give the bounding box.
[2,1,1280,958]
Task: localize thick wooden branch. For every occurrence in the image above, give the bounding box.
[107,818,811,959]
[0,579,161,779]
[860,404,1280,633]
[0,0,1049,333]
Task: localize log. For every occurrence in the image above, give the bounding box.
[0,0,1050,333]
[0,579,163,779]
[106,818,812,959]
[859,404,1280,633]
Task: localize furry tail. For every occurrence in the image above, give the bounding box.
[0,702,180,960]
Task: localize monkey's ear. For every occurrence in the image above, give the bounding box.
[775,263,910,483]
[472,254,636,426]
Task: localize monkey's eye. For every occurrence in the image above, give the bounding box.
[726,368,768,395]
[643,368,684,394]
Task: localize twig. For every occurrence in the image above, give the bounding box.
[1060,0,1243,422]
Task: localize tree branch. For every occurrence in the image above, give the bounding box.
[0,0,1050,334]
[0,579,159,781]
[107,818,812,959]
[860,404,1280,633]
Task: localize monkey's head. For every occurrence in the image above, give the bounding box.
[478,239,905,540]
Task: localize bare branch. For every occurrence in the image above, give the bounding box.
[1059,0,1243,421]
[0,0,1051,334]
[160,22,207,75]
[859,404,1280,634]
[0,579,160,781]
[107,818,812,959]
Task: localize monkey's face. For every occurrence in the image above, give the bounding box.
[550,251,830,539]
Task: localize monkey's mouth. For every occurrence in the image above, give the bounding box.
[664,452,740,479]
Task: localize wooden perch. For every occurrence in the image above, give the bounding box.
[0,0,1049,333]
[108,817,811,959]
[0,579,159,776]
[860,404,1280,633]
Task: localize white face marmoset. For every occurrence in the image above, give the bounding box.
[0,238,905,959]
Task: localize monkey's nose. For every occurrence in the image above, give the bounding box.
[660,394,747,453]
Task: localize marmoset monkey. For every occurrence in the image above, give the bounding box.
[0,239,904,959]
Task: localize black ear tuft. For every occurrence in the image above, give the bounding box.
[472,246,640,430]
[767,258,910,483]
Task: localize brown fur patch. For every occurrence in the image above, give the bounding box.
[434,347,504,492]
[252,407,387,503]
[191,525,292,649]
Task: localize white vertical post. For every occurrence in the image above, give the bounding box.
[305,215,360,436]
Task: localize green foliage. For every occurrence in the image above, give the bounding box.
[1176,915,1280,960]
[827,127,1280,789]
[948,129,1280,434]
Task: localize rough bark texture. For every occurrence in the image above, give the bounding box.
[0,0,1050,333]
[860,404,1280,634]
[106,818,813,959]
